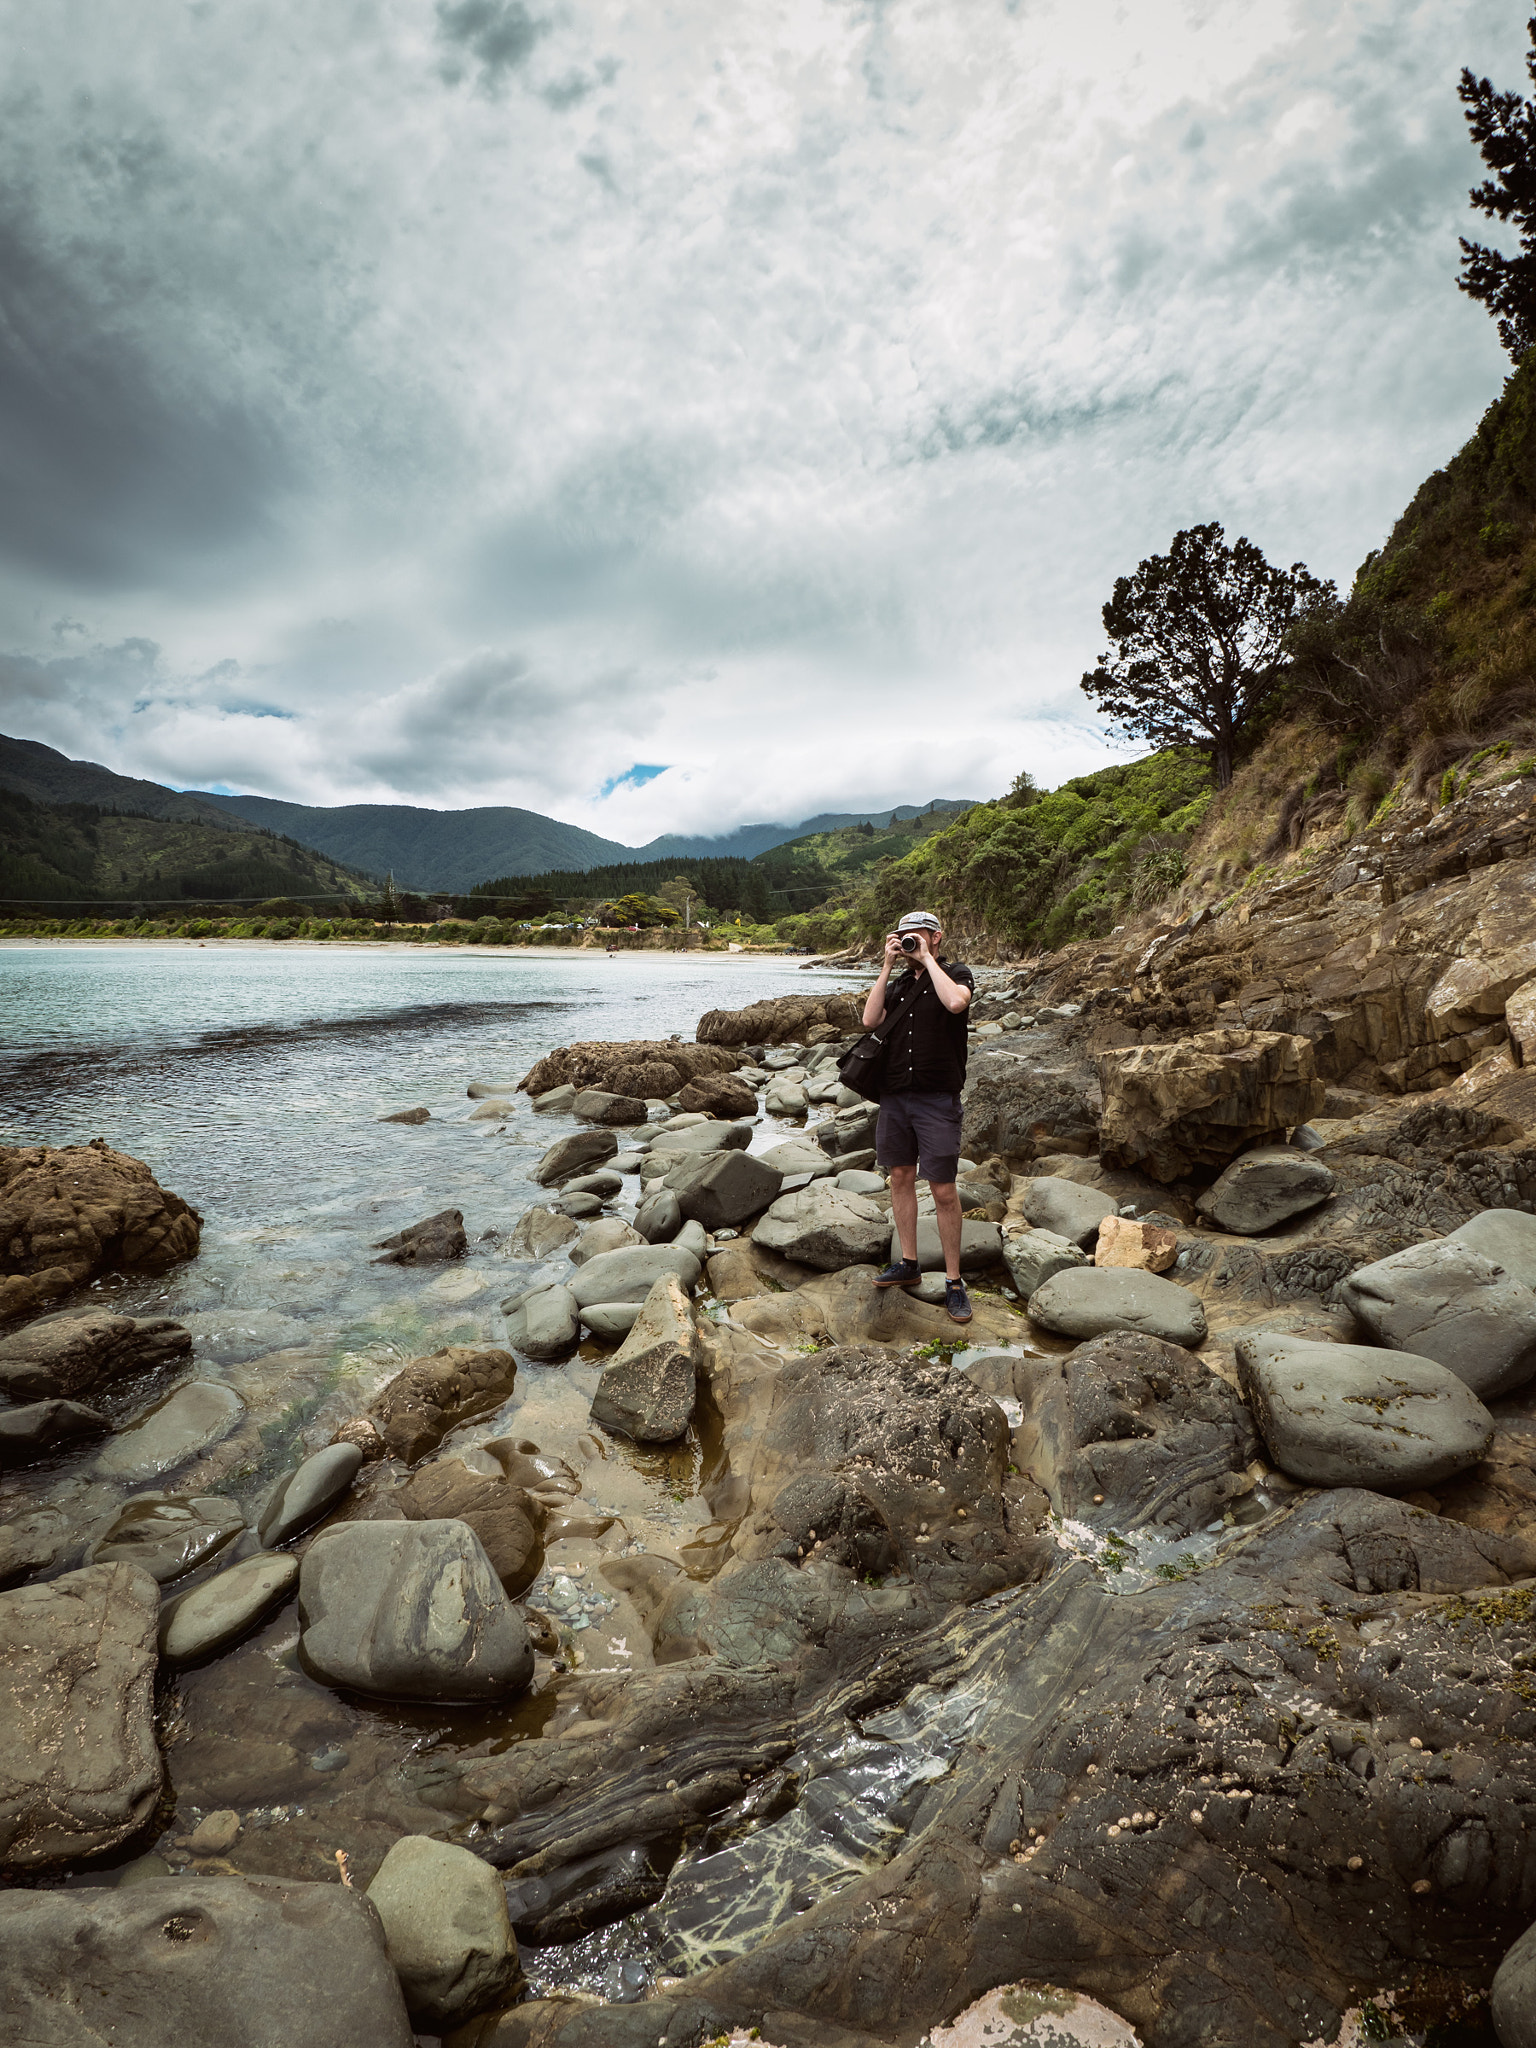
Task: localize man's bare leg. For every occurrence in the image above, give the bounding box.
[932,1180,963,1281]
[889,1162,919,1264]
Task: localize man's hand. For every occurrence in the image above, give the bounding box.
[883,933,905,966]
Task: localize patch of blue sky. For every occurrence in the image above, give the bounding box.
[598,763,668,798]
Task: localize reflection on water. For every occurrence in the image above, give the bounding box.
[0,943,859,1898]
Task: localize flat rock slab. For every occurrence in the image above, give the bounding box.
[1098,1028,1325,1182]
[0,1396,108,1464]
[299,1517,533,1701]
[368,1834,520,2034]
[660,1120,755,1155]
[0,1562,162,1868]
[760,1140,838,1179]
[582,1300,643,1343]
[1339,1238,1536,1400]
[160,1551,300,1663]
[1450,1205,1536,1291]
[96,1380,245,1479]
[0,1877,414,2046]
[563,1170,625,1200]
[590,1274,699,1443]
[1235,1330,1495,1489]
[93,1493,245,1582]
[1194,1144,1335,1234]
[887,1218,1004,1274]
[1027,1267,1208,1348]
[568,1244,702,1308]
[0,1309,191,1400]
[670,1148,784,1228]
[258,1442,364,1547]
[1022,1177,1117,1248]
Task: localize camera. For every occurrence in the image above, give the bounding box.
[899,933,921,954]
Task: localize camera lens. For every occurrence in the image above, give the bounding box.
[900,933,919,953]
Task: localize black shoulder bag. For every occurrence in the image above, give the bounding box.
[836,970,922,1102]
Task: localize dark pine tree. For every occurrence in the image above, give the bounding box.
[1458,16,1536,361]
[1079,523,1332,790]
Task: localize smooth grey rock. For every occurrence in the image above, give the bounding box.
[531,1129,618,1185]
[467,1098,513,1121]
[563,1169,625,1200]
[675,1219,708,1260]
[764,1078,808,1115]
[468,1080,519,1098]
[1003,1227,1088,1298]
[659,1119,754,1156]
[93,1494,245,1582]
[517,1284,580,1361]
[1339,1239,1536,1400]
[567,1244,702,1309]
[553,1191,603,1219]
[0,1397,108,1464]
[581,1301,643,1343]
[572,1089,647,1125]
[531,1083,578,1111]
[762,1047,804,1069]
[1021,1177,1117,1248]
[755,1182,891,1270]
[835,1147,878,1174]
[366,1835,520,2033]
[0,1876,414,2046]
[835,1169,886,1194]
[610,1151,645,1174]
[299,1519,533,1701]
[568,1217,642,1265]
[1195,1145,1336,1234]
[816,1101,881,1157]
[590,1276,699,1443]
[258,1442,364,1547]
[668,1148,784,1228]
[0,1563,161,1866]
[635,1188,684,1244]
[96,1382,245,1479]
[506,1206,579,1260]
[1028,1267,1208,1347]
[760,1139,837,1179]
[0,1310,190,1401]
[1235,1331,1495,1490]
[159,1552,300,1663]
[115,1852,174,1887]
[1450,1206,1536,1292]
[888,1218,1005,1274]
[1493,1915,1536,2048]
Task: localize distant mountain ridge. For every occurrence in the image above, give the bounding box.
[0,732,977,890]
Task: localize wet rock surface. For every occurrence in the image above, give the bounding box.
[372,1204,467,1264]
[0,1394,108,1461]
[0,1139,202,1323]
[1194,1144,1336,1235]
[361,1343,518,1463]
[160,1551,300,1663]
[0,1306,191,1398]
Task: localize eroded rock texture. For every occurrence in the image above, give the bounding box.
[520,1040,744,1098]
[0,1140,201,1322]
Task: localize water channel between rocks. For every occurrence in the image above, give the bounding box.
[0,940,1304,2019]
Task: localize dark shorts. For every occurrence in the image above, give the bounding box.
[876,1089,963,1184]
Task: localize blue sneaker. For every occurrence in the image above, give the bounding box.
[944,1277,973,1324]
[873,1257,921,1290]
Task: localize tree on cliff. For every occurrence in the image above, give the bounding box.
[1079,523,1332,790]
[1458,16,1536,360]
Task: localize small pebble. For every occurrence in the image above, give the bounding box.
[1347,1856,1363,1871]
[309,1746,349,1774]
[1190,1810,1204,1824]
[1011,1902,1022,1914]
[1107,1825,1121,1838]
[1093,1494,1105,1504]
[956,1507,967,1519]
[187,1809,241,1855]
[666,1779,678,1791]
[1409,1736,1423,1750]
[1412,1878,1432,1894]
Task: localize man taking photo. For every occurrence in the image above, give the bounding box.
[862,908,975,1323]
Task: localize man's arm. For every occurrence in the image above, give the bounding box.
[862,934,905,1027]
[915,937,971,1014]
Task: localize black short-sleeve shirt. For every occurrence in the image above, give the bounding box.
[882,959,974,1095]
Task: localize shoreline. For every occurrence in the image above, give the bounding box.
[0,935,863,968]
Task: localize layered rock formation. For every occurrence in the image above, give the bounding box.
[0,1140,201,1322]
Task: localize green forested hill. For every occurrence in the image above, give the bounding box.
[0,793,377,909]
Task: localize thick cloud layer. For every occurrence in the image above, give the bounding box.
[0,0,1514,839]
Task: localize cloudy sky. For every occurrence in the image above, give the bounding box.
[0,0,1518,844]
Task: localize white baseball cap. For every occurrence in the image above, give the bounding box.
[896,910,942,933]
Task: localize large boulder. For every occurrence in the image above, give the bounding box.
[1235,1330,1495,1489]
[362,1345,517,1464]
[764,1077,808,1116]
[258,1442,365,1547]
[1493,1916,1536,2048]
[1027,1267,1208,1347]
[92,1494,245,1582]
[567,1244,702,1308]
[1003,1228,1088,1297]
[518,1039,741,1099]
[372,1207,466,1265]
[0,1877,414,2046]
[1020,1176,1117,1248]
[1194,1145,1336,1235]
[366,1835,521,2034]
[754,1182,891,1270]
[1098,1029,1327,1182]
[0,1396,108,1463]
[657,1119,754,1157]
[1425,938,1536,1038]
[568,1217,642,1264]
[1339,1238,1536,1400]
[506,1207,579,1260]
[531,1130,619,1186]
[581,1301,643,1343]
[759,1138,837,1179]
[299,1518,534,1701]
[159,1552,300,1663]
[634,1188,683,1243]
[96,1380,245,1479]
[1450,1206,1536,1289]
[961,1055,1099,1160]
[817,1100,881,1157]
[504,1284,579,1362]
[885,1218,1004,1273]
[0,1563,161,1868]
[0,1140,201,1323]
[590,1274,700,1443]
[668,1149,784,1228]
[571,1089,647,1125]
[677,1073,758,1119]
[695,991,864,1046]
[385,1461,543,1594]
[0,1308,190,1399]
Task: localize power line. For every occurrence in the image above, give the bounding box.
[0,893,399,907]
